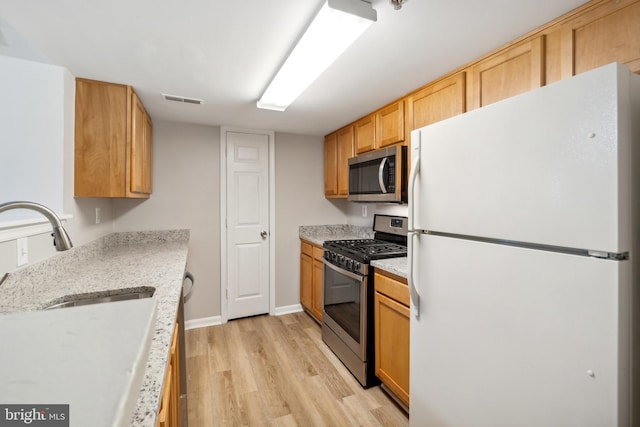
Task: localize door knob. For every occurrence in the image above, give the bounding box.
[260,230,268,239]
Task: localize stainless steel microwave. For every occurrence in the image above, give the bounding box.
[348,145,407,203]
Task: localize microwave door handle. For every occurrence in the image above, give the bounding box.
[378,157,388,193]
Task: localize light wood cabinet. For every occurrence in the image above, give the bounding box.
[324,126,354,198]
[354,114,375,154]
[156,322,181,427]
[408,72,466,134]
[300,240,324,323]
[375,100,405,148]
[469,36,545,109]
[354,101,406,155]
[311,246,324,321]
[336,126,354,197]
[374,271,409,408]
[324,133,338,197]
[75,78,153,198]
[561,0,640,78]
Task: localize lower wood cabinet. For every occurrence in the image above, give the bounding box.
[374,270,410,408]
[156,322,181,427]
[300,240,324,322]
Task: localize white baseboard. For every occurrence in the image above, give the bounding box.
[185,304,304,330]
[274,304,303,316]
[185,315,223,330]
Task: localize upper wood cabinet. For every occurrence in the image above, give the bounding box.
[354,114,375,154]
[324,133,338,197]
[408,72,466,132]
[469,36,545,109]
[375,100,405,148]
[355,100,406,155]
[561,0,640,77]
[75,78,153,198]
[336,126,354,196]
[324,126,354,198]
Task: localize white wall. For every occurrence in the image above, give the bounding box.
[111,125,352,321]
[0,57,115,275]
[345,202,409,227]
[274,133,348,308]
[0,55,64,220]
[112,121,220,322]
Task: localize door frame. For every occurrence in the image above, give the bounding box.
[219,127,276,324]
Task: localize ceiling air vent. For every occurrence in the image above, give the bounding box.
[161,93,204,105]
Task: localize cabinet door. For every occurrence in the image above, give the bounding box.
[300,251,313,311]
[74,79,128,197]
[143,112,153,194]
[376,100,405,148]
[130,91,149,195]
[324,133,338,197]
[561,0,640,77]
[408,73,466,132]
[375,290,410,407]
[336,126,354,197]
[312,256,324,321]
[355,114,375,154]
[470,36,544,109]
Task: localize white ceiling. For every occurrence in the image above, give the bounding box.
[0,0,588,136]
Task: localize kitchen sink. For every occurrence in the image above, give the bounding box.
[45,288,155,310]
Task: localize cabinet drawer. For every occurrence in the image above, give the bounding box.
[301,241,313,256]
[312,246,324,261]
[374,272,409,306]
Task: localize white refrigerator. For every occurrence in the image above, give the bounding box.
[407,62,639,427]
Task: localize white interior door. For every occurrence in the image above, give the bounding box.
[225,130,270,320]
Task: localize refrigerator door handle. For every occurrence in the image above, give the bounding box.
[408,132,420,232]
[408,231,420,318]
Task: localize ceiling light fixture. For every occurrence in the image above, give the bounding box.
[257,0,377,112]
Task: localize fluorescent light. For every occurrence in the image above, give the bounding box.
[257,0,377,112]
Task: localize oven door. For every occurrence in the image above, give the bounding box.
[323,259,368,360]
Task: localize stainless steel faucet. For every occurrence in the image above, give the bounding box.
[0,201,73,251]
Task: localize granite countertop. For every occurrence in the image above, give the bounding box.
[0,230,189,426]
[371,257,408,279]
[299,224,374,246]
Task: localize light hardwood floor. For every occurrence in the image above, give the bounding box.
[186,312,409,426]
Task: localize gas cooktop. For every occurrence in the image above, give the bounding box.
[324,238,407,263]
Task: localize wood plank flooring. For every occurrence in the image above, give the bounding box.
[186,312,409,426]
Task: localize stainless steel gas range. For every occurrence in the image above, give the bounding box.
[322,214,408,387]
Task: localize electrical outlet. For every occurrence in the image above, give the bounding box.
[17,237,28,266]
[362,205,367,217]
[95,207,101,224]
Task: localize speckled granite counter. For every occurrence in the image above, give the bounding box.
[371,257,408,279]
[299,224,374,246]
[0,230,189,427]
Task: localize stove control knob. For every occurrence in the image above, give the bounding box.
[324,250,329,260]
[337,255,345,264]
[354,262,360,272]
[346,259,353,270]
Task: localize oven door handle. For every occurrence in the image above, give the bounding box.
[323,259,365,282]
